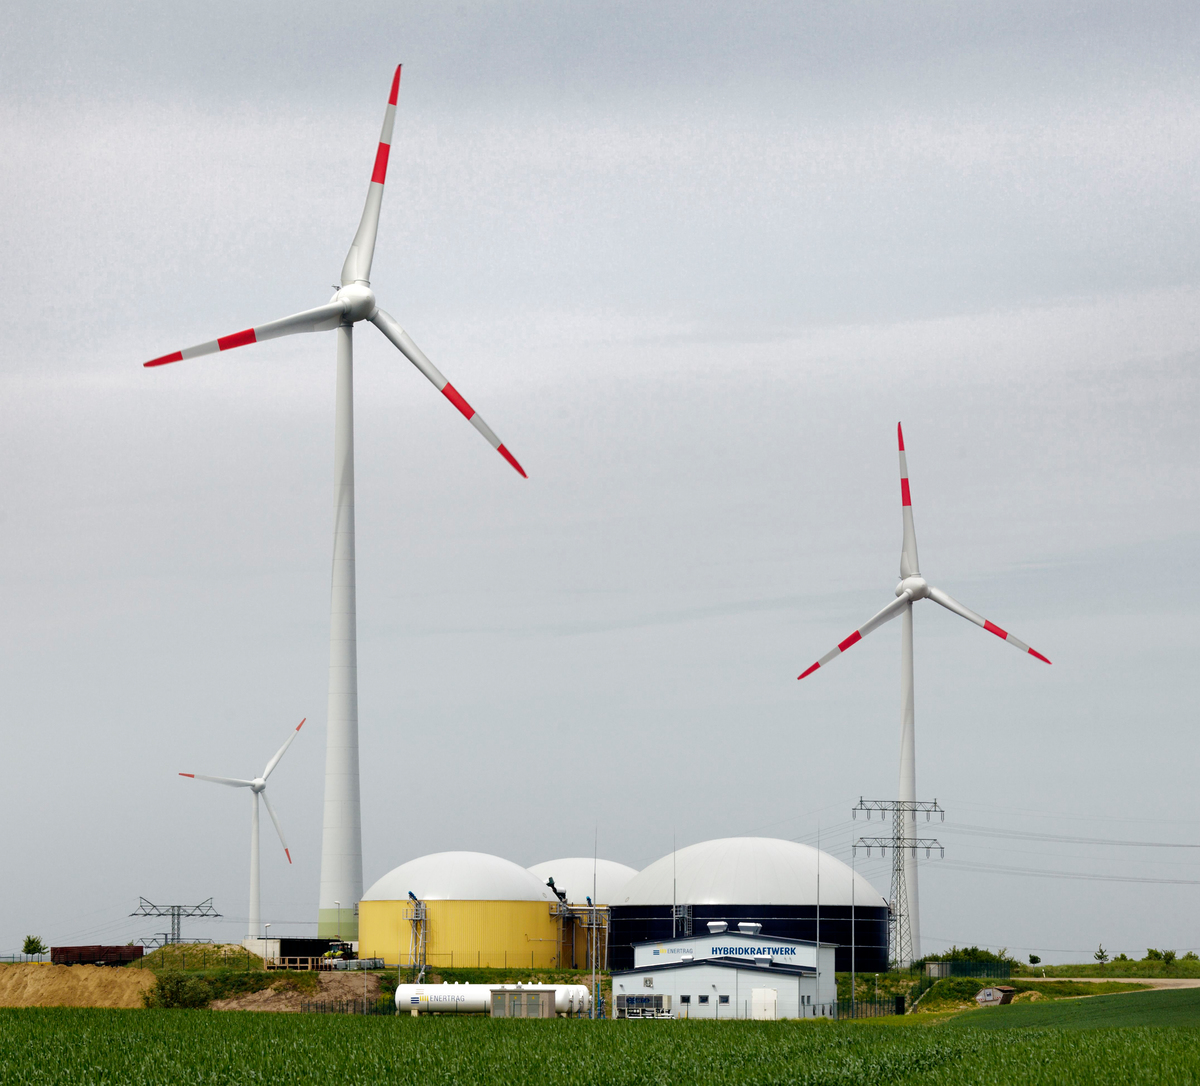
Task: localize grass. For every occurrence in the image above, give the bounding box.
[133,944,265,973]
[943,986,1200,1030]
[4,1007,1200,1085]
[1014,959,1200,979]
[912,975,1149,1013]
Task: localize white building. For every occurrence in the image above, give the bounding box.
[611,924,838,1019]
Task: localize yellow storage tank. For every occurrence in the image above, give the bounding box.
[359,852,563,969]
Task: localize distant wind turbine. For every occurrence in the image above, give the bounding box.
[180,718,304,939]
[142,66,525,939]
[796,424,1050,962]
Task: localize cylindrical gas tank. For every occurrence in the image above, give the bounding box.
[394,982,593,1015]
[395,983,489,1014]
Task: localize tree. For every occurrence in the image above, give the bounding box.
[1028,954,1041,965]
[1163,950,1177,967]
[1094,944,1109,964]
[1145,948,1164,961]
[22,936,47,961]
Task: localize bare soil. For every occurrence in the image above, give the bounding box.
[212,971,381,1013]
[0,963,156,1008]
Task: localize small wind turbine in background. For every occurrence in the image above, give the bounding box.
[180,718,305,939]
[796,424,1050,963]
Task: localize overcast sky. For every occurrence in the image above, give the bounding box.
[2,1,1198,964]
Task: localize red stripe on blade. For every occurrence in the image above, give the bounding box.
[441,381,475,420]
[389,66,402,105]
[498,444,527,478]
[838,630,862,652]
[798,662,820,680]
[179,773,194,778]
[897,422,905,451]
[296,718,305,731]
[218,328,256,351]
[983,620,1008,639]
[900,478,911,506]
[285,849,292,864]
[371,142,391,184]
[1028,648,1052,664]
[145,350,183,368]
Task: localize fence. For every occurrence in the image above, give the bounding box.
[834,997,902,1019]
[301,999,395,1016]
[396,950,552,969]
[920,961,1011,979]
[133,947,262,971]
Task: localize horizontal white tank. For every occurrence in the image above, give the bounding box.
[395,983,592,1016]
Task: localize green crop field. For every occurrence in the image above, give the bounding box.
[945,986,1200,1030]
[4,1007,1200,1085]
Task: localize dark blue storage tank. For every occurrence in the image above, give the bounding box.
[608,837,889,973]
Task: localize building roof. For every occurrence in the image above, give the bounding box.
[526,858,639,905]
[613,957,816,979]
[362,852,557,903]
[613,837,886,908]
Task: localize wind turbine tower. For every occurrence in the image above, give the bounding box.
[142,66,526,939]
[180,718,305,939]
[797,425,1050,963]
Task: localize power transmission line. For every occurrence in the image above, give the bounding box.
[938,859,1200,886]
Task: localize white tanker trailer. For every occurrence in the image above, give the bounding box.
[395,982,592,1016]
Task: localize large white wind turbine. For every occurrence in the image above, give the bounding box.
[143,67,525,939]
[180,718,305,939]
[797,424,1050,962]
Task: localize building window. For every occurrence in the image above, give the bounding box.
[680,995,691,1004]
[719,995,730,1005]
[698,995,710,1005]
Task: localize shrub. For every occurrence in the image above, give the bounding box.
[142,972,214,1009]
[918,946,1016,966]
[1145,949,1164,961]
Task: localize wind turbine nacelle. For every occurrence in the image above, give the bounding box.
[333,282,377,323]
[896,576,928,600]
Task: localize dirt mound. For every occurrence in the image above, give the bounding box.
[0,963,155,1008]
[213,971,381,1013]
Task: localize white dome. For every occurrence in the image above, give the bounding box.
[614,837,885,908]
[527,858,639,904]
[363,852,556,903]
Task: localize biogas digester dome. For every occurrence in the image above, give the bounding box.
[359,852,561,969]
[527,858,638,905]
[609,837,889,972]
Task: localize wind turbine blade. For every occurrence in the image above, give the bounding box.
[898,422,920,577]
[260,792,292,863]
[371,308,527,477]
[797,594,910,680]
[143,302,345,367]
[262,718,305,781]
[927,585,1051,664]
[180,773,254,787]
[341,64,401,286]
